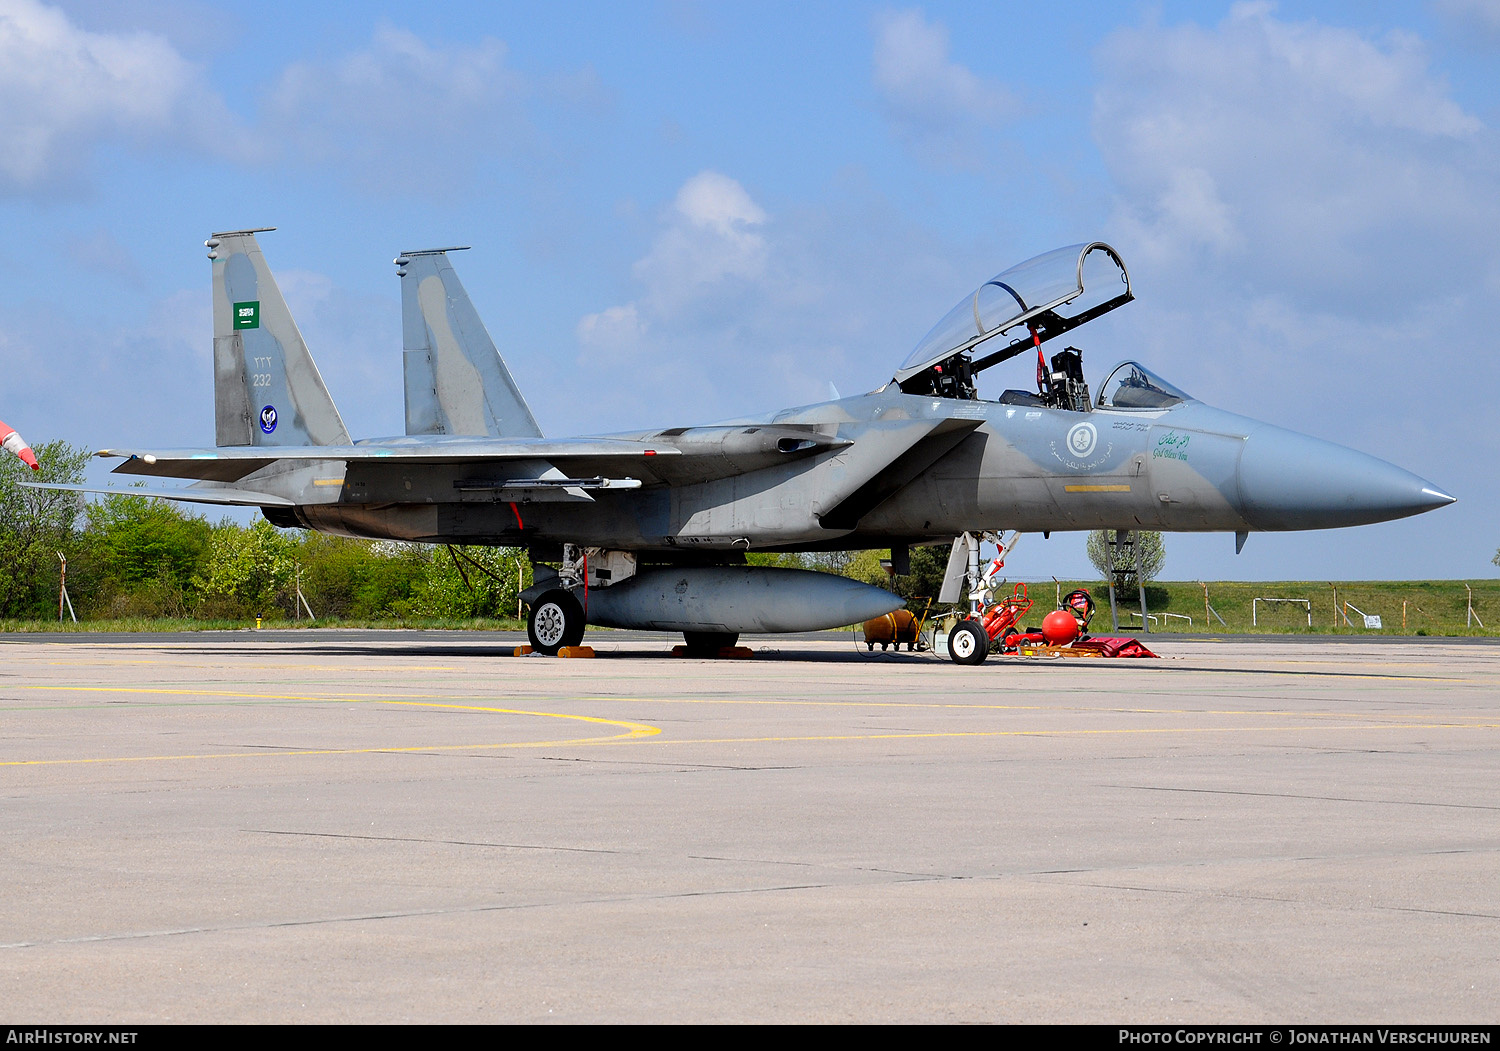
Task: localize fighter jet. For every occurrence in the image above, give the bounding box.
[30,232,1454,660]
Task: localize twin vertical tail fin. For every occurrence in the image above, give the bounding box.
[207,229,350,448]
[396,248,543,439]
[204,233,538,446]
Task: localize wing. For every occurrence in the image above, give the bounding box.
[79,425,854,508]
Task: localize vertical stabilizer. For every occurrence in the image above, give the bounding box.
[396,248,543,438]
[207,229,351,447]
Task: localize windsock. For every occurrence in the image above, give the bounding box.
[0,419,39,470]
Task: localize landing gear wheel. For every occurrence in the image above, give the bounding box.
[528,589,585,655]
[948,620,989,665]
[682,631,738,657]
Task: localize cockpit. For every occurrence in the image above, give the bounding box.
[892,242,1188,412]
[1096,361,1191,409]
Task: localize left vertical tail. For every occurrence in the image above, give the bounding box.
[206,228,351,448]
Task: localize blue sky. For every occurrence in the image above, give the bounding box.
[3,0,1497,581]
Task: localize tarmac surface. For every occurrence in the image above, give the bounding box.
[1,630,1496,1023]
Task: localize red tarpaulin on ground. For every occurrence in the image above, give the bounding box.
[1070,636,1158,658]
[1003,633,1160,658]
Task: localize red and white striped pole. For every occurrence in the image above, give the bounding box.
[0,419,39,470]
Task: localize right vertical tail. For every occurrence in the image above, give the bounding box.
[207,229,350,448]
[396,248,543,439]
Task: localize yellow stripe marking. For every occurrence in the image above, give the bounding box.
[5,687,1495,768]
[630,722,1500,747]
[2,686,657,767]
[1064,484,1131,493]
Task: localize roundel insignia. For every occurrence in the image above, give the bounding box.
[1066,421,1097,458]
[260,405,278,434]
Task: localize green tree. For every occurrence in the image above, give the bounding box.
[294,535,429,619]
[0,440,89,617]
[193,517,295,616]
[807,545,950,612]
[745,551,810,570]
[1086,529,1165,585]
[842,549,888,586]
[403,545,529,619]
[77,494,211,616]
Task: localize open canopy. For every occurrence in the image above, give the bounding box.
[894,242,1132,391]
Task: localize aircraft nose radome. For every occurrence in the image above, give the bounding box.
[1236,426,1456,531]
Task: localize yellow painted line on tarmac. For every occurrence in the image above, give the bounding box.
[1,685,658,767]
[18,685,505,703]
[12,719,1492,768]
[626,721,1500,748]
[38,660,478,673]
[567,695,1483,724]
[6,685,1496,768]
[10,686,1482,725]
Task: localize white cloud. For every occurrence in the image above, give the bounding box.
[872,8,1014,163]
[1088,4,1500,580]
[0,0,239,196]
[574,172,770,415]
[1432,0,1500,44]
[567,171,974,433]
[1091,3,1500,397]
[0,287,208,450]
[579,171,769,344]
[65,227,143,285]
[263,25,529,191]
[576,304,645,358]
[0,6,589,198]
[1094,2,1495,306]
[276,269,403,439]
[673,170,767,232]
[630,171,769,319]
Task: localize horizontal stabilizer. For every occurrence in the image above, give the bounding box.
[21,482,293,507]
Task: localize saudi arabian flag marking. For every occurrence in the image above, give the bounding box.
[233,301,260,329]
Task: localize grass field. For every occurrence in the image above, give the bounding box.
[3,582,1497,637]
[1003,579,1500,636]
[0,616,526,635]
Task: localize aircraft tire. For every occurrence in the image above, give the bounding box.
[528,589,585,655]
[948,620,989,665]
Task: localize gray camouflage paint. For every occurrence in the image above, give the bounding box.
[44,232,1453,629]
[398,248,541,439]
[209,230,350,448]
[108,379,1449,553]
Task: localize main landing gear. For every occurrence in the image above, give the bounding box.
[527,589,585,655]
